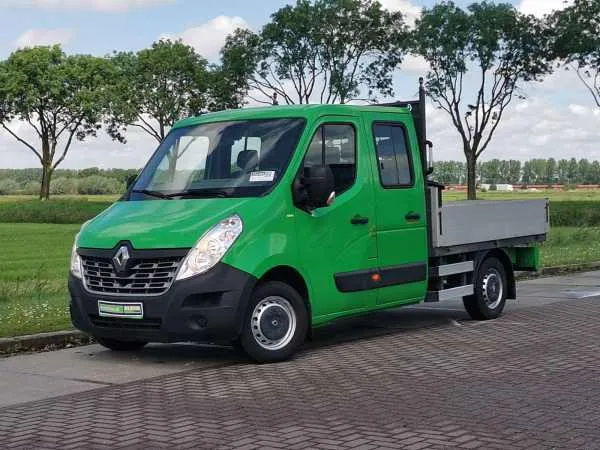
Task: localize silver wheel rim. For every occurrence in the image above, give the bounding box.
[251,296,297,351]
[482,268,503,310]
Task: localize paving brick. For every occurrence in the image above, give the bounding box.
[2,299,600,448]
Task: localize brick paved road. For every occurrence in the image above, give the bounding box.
[2,274,600,449]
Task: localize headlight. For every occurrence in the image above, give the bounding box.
[70,220,90,279]
[176,214,243,280]
[70,233,83,279]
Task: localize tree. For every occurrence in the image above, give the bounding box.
[0,46,113,199]
[521,161,534,185]
[557,159,569,184]
[545,157,556,184]
[507,160,521,184]
[579,158,592,184]
[411,1,551,199]
[551,0,600,107]
[107,40,209,144]
[530,159,547,184]
[590,160,600,184]
[568,157,579,184]
[221,0,408,105]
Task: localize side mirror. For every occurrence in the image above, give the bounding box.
[126,174,137,190]
[296,165,335,209]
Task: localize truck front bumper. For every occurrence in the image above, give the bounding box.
[69,263,257,343]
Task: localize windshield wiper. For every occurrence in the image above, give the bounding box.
[132,188,231,199]
[131,189,172,200]
[164,189,230,198]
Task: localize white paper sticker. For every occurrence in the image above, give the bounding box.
[249,171,276,182]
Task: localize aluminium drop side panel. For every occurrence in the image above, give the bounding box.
[429,190,549,248]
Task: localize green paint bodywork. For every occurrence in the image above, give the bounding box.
[507,246,541,272]
[77,104,533,327]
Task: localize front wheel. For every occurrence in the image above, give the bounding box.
[237,281,308,363]
[463,256,507,320]
[94,337,147,351]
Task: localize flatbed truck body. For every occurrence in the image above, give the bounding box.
[68,81,548,362]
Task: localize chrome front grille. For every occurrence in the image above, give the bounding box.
[81,255,183,296]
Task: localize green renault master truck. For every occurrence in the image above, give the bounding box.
[69,82,548,362]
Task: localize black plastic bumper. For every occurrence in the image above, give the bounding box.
[69,263,257,343]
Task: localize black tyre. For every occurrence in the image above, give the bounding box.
[94,337,147,351]
[237,281,308,363]
[463,257,507,320]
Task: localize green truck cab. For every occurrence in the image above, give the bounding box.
[69,85,548,362]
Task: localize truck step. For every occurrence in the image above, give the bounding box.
[429,261,474,278]
[426,285,474,302]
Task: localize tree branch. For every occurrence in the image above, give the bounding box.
[1,123,42,162]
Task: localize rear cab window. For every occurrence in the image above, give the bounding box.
[372,123,413,187]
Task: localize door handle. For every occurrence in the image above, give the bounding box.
[351,215,369,225]
[405,211,421,221]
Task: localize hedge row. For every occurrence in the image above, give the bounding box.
[549,201,600,227]
[0,176,125,196]
[0,198,597,226]
[0,199,113,224]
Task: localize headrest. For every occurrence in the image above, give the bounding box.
[237,150,259,170]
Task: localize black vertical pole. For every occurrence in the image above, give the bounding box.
[418,77,427,176]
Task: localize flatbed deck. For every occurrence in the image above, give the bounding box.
[428,187,549,252]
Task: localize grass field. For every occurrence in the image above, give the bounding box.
[0,223,79,337]
[1,191,600,338]
[443,189,600,202]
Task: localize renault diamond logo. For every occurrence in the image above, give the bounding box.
[113,246,130,273]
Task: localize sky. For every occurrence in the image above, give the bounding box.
[0,0,599,169]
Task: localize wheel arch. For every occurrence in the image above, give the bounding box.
[257,265,312,321]
[475,249,516,300]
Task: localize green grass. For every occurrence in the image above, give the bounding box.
[443,189,600,202]
[541,227,600,267]
[0,223,79,337]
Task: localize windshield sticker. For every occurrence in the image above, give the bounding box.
[249,171,276,182]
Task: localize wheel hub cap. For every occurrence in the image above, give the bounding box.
[482,269,503,309]
[259,305,290,341]
[251,296,297,351]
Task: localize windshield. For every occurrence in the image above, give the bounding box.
[130,118,306,199]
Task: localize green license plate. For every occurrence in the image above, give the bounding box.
[98,301,143,319]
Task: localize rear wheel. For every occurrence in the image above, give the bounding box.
[237,281,308,363]
[463,256,507,320]
[94,337,147,351]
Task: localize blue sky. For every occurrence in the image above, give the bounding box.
[1,0,599,169]
[0,0,510,58]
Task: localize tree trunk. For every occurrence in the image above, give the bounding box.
[466,156,477,200]
[40,136,52,200]
[40,163,53,200]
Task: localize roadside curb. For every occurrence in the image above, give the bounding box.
[0,330,92,356]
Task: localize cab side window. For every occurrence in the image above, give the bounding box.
[304,124,356,194]
[373,124,413,187]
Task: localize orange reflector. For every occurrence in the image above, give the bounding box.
[372,273,381,282]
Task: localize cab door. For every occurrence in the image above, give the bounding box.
[363,112,428,305]
[294,116,378,320]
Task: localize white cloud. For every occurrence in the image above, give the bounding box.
[14,28,73,48]
[0,0,174,12]
[160,16,249,61]
[429,97,600,163]
[518,0,573,17]
[0,120,158,169]
[402,54,430,73]
[377,0,421,25]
